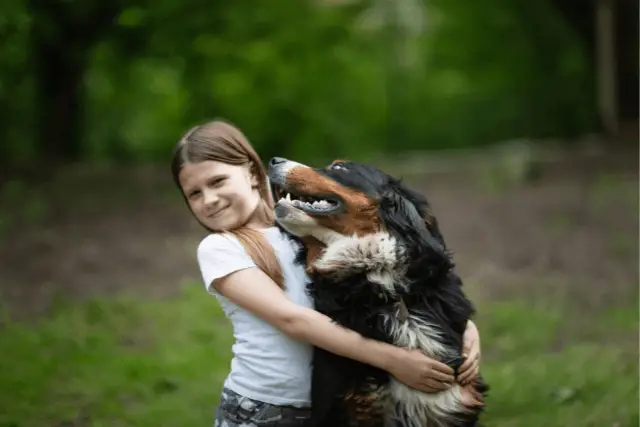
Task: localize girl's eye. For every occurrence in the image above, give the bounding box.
[188,190,201,199]
[211,177,226,188]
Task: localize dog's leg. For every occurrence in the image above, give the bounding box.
[343,385,389,427]
[459,382,484,408]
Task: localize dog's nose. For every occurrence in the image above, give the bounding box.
[269,157,287,167]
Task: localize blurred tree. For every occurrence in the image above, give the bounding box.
[28,0,123,163]
[0,0,603,170]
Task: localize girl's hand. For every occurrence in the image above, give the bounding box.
[457,320,481,385]
[388,348,455,393]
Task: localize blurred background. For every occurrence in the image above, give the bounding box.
[0,0,638,425]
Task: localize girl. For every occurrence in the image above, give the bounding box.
[171,120,481,427]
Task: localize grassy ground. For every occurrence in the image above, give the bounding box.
[1,146,637,425]
[1,283,637,427]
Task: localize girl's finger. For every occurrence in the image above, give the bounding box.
[424,379,451,392]
[465,366,480,386]
[459,355,477,376]
[458,357,477,381]
[419,385,440,393]
[459,362,477,384]
[431,360,455,375]
[426,369,455,383]
[458,348,479,374]
[459,361,479,385]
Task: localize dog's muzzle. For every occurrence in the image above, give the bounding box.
[267,157,308,187]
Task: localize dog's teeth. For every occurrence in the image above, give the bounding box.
[310,200,332,210]
[289,197,335,211]
[311,201,324,209]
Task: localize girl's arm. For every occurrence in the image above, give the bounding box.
[213,266,455,393]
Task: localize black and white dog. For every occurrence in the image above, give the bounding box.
[268,157,488,427]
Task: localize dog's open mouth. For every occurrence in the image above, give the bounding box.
[271,183,342,215]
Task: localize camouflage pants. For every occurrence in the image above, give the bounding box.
[214,387,312,427]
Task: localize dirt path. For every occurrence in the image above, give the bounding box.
[0,145,637,319]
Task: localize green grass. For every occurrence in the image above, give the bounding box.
[0,285,637,427]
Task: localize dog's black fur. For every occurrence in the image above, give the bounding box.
[273,160,488,427]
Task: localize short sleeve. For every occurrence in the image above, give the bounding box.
[197,234,257,294]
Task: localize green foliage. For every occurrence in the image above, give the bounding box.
[0,285,636,426]
[1,0,597,165]
[0,0,34,162]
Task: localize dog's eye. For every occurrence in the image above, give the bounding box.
[331,164,347,171]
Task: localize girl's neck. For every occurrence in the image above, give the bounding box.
[243,212,273,231]
[243,201,274,231]
[246,222,273,231]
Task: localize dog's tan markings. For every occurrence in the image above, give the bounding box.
[459,381,485,410]
[424,209,434,227]
[344,384,389,427]
[286,167,371,206]
[395,299,409,322]
[317,203,380,236]
[301,236,326,274]
[286,167,382,237]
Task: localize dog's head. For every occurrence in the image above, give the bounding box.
[267,157,452,286]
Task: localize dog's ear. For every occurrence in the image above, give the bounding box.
[381,179,446,241]
[379,189,452,278]
[393,181,447,247]
[379,191,429,245]
[380,190,447,254]
[422,206,446,246]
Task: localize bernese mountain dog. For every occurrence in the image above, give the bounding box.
[267,157,488,427]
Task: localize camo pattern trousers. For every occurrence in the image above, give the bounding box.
[214,387,312,427]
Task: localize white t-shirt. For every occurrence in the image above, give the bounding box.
[197,226,314,407]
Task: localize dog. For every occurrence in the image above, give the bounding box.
[267,157,488,427]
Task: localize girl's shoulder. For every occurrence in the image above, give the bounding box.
[199,232,239,247]
[196,233,250,268]
[197,228,302,265]
[198,232,242,254]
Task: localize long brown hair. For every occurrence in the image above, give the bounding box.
[171,119,284,288]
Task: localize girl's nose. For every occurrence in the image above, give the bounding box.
[203,189,219,207]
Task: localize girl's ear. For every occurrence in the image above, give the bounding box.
[248,163,260,187]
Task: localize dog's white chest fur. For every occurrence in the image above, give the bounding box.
[383,312,466,427]
[313,233,466,427]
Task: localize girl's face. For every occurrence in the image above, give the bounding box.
[179,160,262,231]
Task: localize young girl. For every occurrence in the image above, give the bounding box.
[171,120,481,426]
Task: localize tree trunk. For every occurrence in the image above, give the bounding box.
[28,0,121,164]
[32,39,87,163]
[552,0,597,65]
[595,0,618,137]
